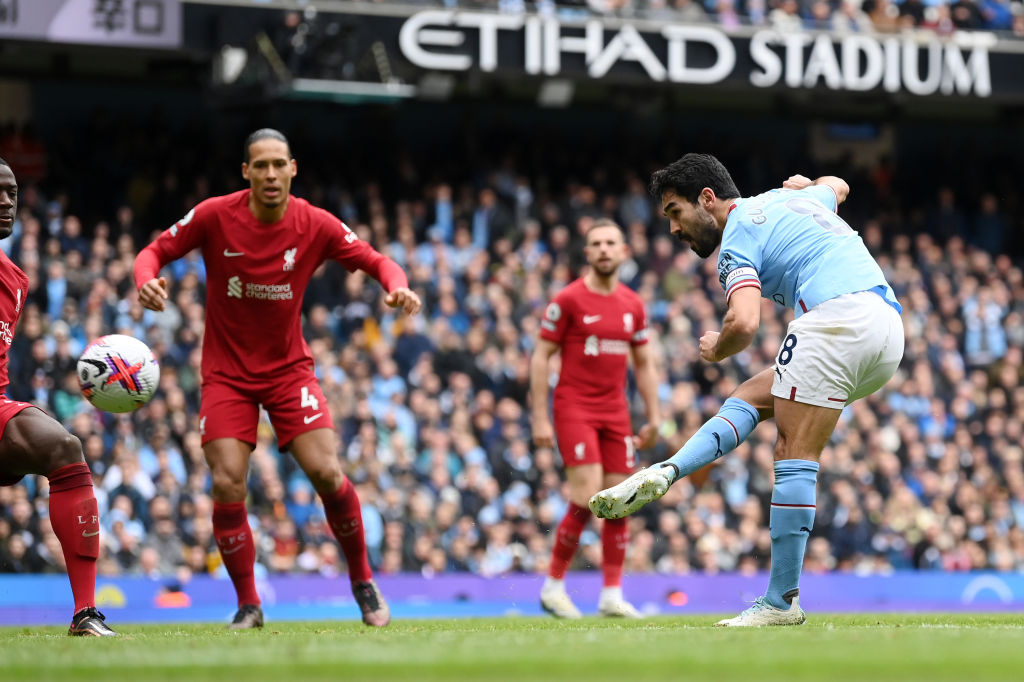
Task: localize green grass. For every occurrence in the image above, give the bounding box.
[3,615,1024,681]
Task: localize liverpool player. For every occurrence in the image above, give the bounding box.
[134,129,421,628]
[530,218,660,618]
[0,158,116,636]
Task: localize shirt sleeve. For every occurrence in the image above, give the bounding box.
[718,220,764,304]
[321,215,408,292]
[133,202,210,289]
[538,291,572,344]
[804,185,839,212]
[631,299,649,347]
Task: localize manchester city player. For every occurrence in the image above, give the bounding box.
[590,153,904,626]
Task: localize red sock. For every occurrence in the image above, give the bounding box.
[549,503,590,580]
[48,462,98,614]
[320,478,372,583]
[212,501,259,607]
[601,517,628,587]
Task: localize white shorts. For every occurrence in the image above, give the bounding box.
[771,290,904,410]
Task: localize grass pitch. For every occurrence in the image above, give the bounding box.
[3,614,1024,682]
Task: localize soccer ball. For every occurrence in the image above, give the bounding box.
[77,334,160,413]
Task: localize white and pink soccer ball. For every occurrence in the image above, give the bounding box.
[77,334,160,413]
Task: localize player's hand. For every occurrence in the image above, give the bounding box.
[699,331,721,362]
[385,287,422,315]
[633,423,659,450]
[532,416,555,449]
[782,174,813,190]
[138,277,169,312]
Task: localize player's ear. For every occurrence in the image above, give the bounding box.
[241,162,250,181]
[290,159,298,177]
[701,187,716,209]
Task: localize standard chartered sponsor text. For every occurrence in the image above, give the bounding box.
[245,283,294,300]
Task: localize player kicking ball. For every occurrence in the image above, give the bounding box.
[590,154,904,626]
[135,129,421,628]
[531,219,660,619]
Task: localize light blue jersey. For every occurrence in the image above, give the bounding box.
[717,185,901,316]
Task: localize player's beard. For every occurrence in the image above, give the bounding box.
[592,259,619,278]
[690,207,721,258]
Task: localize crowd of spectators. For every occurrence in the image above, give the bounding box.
[326,0,1024,35]
[0,109,1022,591]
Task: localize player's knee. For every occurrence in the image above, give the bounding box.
[773,439,820,463]
[773,433,796,461]
[46,431,84,473]
[304,462,343,495]
[210,469,247,502]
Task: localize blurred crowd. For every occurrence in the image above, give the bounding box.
[602,0,1024,36]
[328,0,1024,35]
[0,109,1023,588]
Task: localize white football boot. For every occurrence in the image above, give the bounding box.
[714,594,806,627]
[589,463,678,519]
[540,579,582,619]
[597,587,642,619]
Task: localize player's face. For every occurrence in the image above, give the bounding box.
[242,139,297,209]
[0,165,17,240]
[661,190,720,259]
[584,225,627,277]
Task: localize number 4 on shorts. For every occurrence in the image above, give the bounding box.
[300,386,320,411]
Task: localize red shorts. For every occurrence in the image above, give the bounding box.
[554,409,635,474]
[199,369,332,450]
[0,397,41,487]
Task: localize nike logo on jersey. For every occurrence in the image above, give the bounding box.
[304,413,324,424]
[583,315,602,324]
[224,250,244,257]
[81,530,100,537]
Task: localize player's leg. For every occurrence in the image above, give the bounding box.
[590,368,773,520]
[274,377,389,627]
[200,381,262,628]
[595,416,641,618]
[0,405,115,636]
[714,397,834,627]
[288,427,389,627]
[205,437,262,627]
[717,291,903,627]
[541,419,601,618]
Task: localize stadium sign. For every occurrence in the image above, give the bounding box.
[0,0,181,49]
[398,10,996,98]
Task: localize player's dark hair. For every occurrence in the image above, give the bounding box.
[585,218,626,240]
[243,128,291,163]
[649,153,740,204]
[0,156,8,168]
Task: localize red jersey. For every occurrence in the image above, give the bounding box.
[134,190,407,383]
[538,278,648,414]
[0,250,28,395]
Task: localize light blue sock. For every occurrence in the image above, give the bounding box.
[765,459,819,610]
[662,397,760,480]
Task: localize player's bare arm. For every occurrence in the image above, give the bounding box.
[529,338,560,449]
[783,174,850,206]
[701,286,761,362]
[630,342,661,449]
[813,176,850,205]
[384,287,422,316]
[138,276,169,312]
